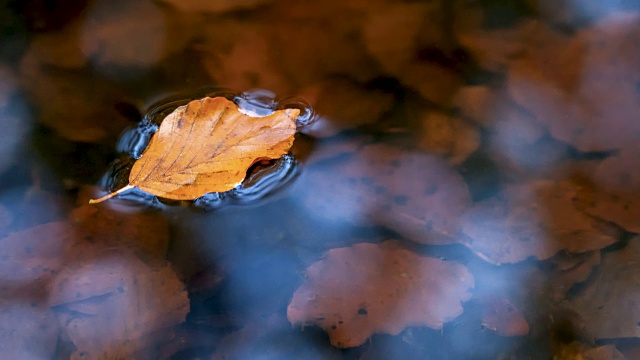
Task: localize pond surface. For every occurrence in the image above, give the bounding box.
[2,0,640,359]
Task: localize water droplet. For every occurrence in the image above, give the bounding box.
[229,153,299,203]
[277,96,316,128]
[234,88,277,117]
[233,89,315,127]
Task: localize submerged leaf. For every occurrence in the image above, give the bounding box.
[299,142,472,245]
[582,143,640,233]
[91,97,299,203]
[480,295,529,337]
[50,250,189,359]
[571,237,640,340]
[287,242,474,348]
[0,302,57,359]
[460,180,620,265]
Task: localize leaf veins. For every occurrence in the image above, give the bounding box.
[90,96,299,203]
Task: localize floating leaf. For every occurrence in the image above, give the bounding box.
[90,97,299,203]
[287,242,474,348]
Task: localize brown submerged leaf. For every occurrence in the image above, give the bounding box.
[90,97,299,203]
[299,142,472,245]
[460,180,620,265]
[570,236,640,340]
[480,295,529,337]
[287,242,474,348]
[49,250,189,360]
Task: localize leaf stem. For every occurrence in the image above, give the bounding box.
[88,185,135,204]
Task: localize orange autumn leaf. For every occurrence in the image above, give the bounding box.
[90,97,299,203]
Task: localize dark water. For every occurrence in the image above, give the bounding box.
[2,1,640,359]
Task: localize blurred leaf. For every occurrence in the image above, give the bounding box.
[287,242,474,348]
